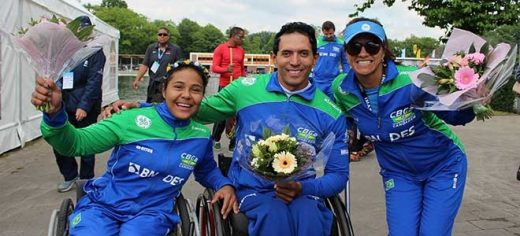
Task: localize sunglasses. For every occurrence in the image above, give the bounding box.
[157,33,169,37]
[346,41,382,56]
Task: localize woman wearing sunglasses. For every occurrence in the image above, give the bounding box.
[332,18,475,236]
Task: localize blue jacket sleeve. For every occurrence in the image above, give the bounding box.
[411,84,475,125]
[194,141,233,191]
[300,115,349,197]
[78,50,106,112]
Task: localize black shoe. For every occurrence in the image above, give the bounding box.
[516,165,520,181]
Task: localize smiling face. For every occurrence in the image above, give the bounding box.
[273,32,317,91]
[162,68,204,120]
[346,34,385,85]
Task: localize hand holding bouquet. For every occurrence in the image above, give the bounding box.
[0,15,109,111]
[238,126,335,183]
[409,28,517,121]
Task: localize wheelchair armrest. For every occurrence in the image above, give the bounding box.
[230,212,249,236]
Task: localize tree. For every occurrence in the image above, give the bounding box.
[100,0,128,8]
[243,31,275,54]
[388,35,440,58]
[93,6,155,54]
[349,0,520,36]
[177,19,202,58]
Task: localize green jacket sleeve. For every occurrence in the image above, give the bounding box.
[194,79,240,124]
[41,110,122,157]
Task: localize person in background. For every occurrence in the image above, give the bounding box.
[333,17,475,235]
[53,15,105,192]
[312,20,349,100]
[211,26,246,151]
[32,60,238,235]
[133,27,182,103]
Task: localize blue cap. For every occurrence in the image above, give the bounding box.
[78,16,92,28]
[343,20,386,44]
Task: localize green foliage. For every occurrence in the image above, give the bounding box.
[350,0,520,38]
[490,77,517,112]
[388,35,439,57]
[100,0,128,8]
[243,31,275,54]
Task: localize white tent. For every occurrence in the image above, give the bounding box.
[0,0,120,154]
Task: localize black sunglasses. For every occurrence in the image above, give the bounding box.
[157,33,169,37]
[346,41,381,56]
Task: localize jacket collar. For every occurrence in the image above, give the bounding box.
[156,102,190,128]
[265,72,316,101]
[154,42,173,50]
[339,60,399,95]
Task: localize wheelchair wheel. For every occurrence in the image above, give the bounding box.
[172,193,192,236]
[326,196,354,236]
[196,189,230,236]
[55,198,74,236]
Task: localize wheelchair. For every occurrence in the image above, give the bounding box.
[47,180,199,236]
[196,154,355,236]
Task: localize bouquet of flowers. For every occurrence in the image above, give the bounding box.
[237,126,335,182]
[409,28,517,121]
[0,15,109,111]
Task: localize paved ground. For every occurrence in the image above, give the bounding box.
[0,115,519,236]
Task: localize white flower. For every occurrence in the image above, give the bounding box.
[251,157,260,168]
[272,151,297,174]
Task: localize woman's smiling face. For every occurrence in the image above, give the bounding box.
[162,68,204,120]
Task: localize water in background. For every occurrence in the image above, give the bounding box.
[118,75,220,101]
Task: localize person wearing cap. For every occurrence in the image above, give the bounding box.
[52,15,106,192]
[210,26,246,151]
[332,17,475,235]
[133,27,183,103]
[312,20,349,100]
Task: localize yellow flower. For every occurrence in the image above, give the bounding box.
[252,145,262,157]
[267,141,278,152]
[272,151,297,174]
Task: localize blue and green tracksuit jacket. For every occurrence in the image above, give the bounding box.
[195,73,349,197]
[312,35,350,99]
[41,102,231,227]
[332,60,475,179]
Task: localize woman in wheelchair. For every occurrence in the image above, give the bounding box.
[32,60,238,235]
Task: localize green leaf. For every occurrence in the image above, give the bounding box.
[67,17,81,34]
[282,126,290,135]
[76,25,94,41]
[262,128,272,139]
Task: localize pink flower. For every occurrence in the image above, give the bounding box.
[464,53,485,65]
[447,55,468,68]
[454,66,479,90]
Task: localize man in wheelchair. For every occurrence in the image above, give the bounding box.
[194,22,350,236]
[106,22,350,236]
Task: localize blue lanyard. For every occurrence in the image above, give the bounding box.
[158,49,165,60]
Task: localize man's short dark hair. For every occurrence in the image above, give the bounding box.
[158,27,170,34]
[272,22,317,56]
[322,21,335,31]
[229,27,244,38]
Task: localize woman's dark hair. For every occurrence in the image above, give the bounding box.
[273,22,317,55]
[163,60,210,93]
[345,17,396,61]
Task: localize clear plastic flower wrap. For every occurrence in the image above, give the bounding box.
[0,16,110,111]
[235,122,335,183]
[409,28,517,121]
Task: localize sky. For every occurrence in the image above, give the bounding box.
[80,0,445,41]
